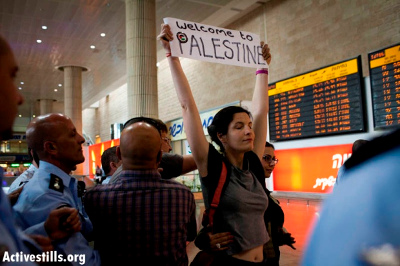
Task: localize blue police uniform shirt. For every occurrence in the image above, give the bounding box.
[303,146,400,266]
[0,167,39,265]
[12,161,100,266]
[8,164,37,194]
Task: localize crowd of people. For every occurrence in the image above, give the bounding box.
[1,21,399,266]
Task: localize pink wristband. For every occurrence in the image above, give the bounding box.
[166,53,172,58]
[256,69,268,75]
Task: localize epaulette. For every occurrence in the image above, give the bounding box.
[49,174,64,193]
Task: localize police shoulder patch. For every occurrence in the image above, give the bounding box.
[49,174,64,193]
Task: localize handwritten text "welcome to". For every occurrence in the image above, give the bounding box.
[164,17,267,69]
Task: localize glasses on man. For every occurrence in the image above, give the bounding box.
[162,137,171,145]
[262,154,278,165]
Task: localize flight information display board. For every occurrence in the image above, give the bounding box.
[268,56,365,141]
[368,43,400,129]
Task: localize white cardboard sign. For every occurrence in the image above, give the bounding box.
[163,17,268,69]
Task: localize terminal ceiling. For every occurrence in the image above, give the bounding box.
[0,0,266,118]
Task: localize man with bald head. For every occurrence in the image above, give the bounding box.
[13,113,100,265]
[108,116,197,184]
[84,120,197,265]
[0,35,83,264]
[25,113,85,173]
[119,121,163,168]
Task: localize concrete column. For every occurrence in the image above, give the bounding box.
[39,99,54,115]
[58,65,87,175]
[125,0,158,118]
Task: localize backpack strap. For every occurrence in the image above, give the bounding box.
[208,161,227,228]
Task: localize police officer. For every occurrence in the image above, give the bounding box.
[303,129,400,266]
[0,35,81,264]
[13,113,100,265]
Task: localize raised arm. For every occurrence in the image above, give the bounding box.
[158,24,209,177]
[251,42,271,159]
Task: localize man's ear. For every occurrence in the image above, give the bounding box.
[116,146,122,160]
[110,161,119,170]
[44,141,57,155]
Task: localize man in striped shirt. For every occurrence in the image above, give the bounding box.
[84,119,197,266]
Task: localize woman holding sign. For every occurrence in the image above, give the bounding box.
[159,23,271,265]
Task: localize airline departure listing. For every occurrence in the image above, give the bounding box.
[268,57,365,141]
[368,43,400,129]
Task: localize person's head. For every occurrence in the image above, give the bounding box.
[26,113,85,174]
[123,116,161,130]
[0,35,24,141]
[352,139,368,154]
[261,141,279,178]
[101,146,121,176]
[117,121,162,170]
[207,106,253,153]
[124,116,172,153]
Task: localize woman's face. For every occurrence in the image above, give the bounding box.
[262,146,276,178]
[219,112,254,153]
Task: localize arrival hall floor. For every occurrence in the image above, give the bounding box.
[187,194,323,266]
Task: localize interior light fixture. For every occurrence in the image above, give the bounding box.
[37,40,42,43]
[90,45,95,49]
[58,84,62,87]
[20,82,24,84]
[42,26,47,30]
[100,33,106,37]
[18,115,22,117]
[33,115,36,118]
[156,62,160,67]
[54,89,58,92]
[18,87,22,90]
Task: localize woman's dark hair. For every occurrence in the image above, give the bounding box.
[207,106,252,151]
[265,141,275,150]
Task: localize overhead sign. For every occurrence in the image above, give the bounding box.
[269,57,366,141]
[163,17,268,68]
[273,144,352,193]
[0,154,31,162]
[166,108,220,141]
[368,43,400,129]
[165,102,240,141]
[11,134,26,140]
